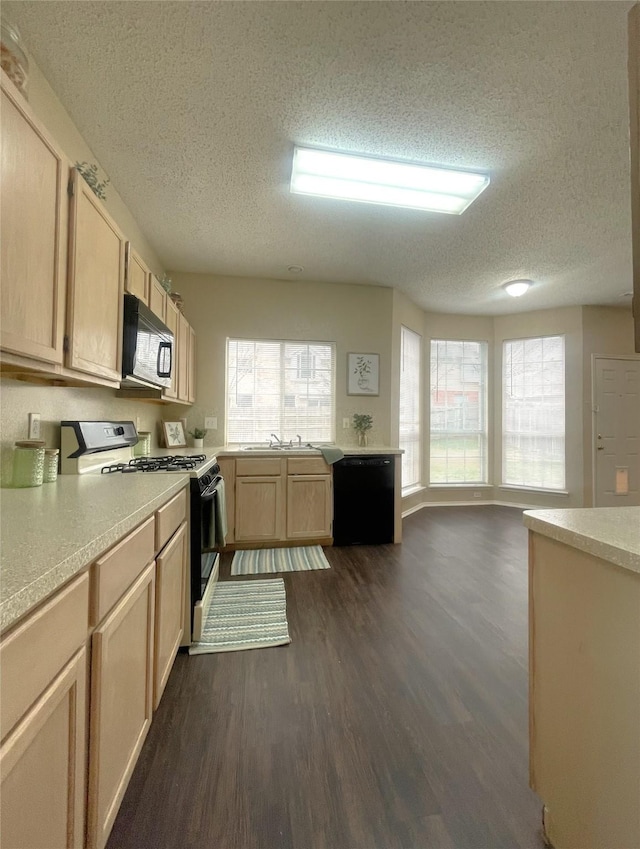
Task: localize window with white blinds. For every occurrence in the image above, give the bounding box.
[226,339,335,444]
[399,326,421,490]
[430,340,488,483]
[502,335,565,490]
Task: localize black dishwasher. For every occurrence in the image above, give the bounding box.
[332,455,395,545]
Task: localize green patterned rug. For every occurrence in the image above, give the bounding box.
[188,579,290,655]
[231,545,331,576]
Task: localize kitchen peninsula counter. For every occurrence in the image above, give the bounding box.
[523,506,640,572]
[525,506,640,848]
[0,474,188,632]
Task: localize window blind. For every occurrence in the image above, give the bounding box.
[502,335,565,490]
[430,340,488,484]
[227,339,335,444]
[399,326,421,489]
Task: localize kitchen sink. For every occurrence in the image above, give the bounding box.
[240,445,318,452]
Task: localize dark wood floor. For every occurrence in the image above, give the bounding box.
[107,506,544,849]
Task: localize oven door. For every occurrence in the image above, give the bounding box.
[191,474,224,642]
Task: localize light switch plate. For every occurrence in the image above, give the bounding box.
[205,416,218,430]
[342,417,350,429]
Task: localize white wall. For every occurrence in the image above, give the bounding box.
[165,272,394,448]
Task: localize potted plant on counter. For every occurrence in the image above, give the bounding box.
[352,413,373,447]
[189,427,207,450]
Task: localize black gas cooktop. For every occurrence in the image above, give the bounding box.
[100,454,207,474]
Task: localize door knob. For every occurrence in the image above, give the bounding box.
[597,446,604,450]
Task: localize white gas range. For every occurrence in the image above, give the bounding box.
[60,421,224,642]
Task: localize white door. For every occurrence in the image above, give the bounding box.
[593,357,640,506]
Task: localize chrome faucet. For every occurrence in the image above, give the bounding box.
[270,433,282,445]
[295,434,302,446]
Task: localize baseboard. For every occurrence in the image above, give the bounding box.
[402,499,540,518]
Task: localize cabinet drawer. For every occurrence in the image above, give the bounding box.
[287,457,330,475]
[0,572,89,740]
[236,457,283,476]
[91,516,155,626]
[155,488,188,552]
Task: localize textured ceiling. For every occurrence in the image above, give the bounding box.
[3,0,635,315]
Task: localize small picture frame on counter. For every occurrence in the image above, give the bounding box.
[162,421,186,448]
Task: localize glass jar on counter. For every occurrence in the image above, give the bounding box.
[43,448,59,483]
[1,21,29,98]
[12,440,45,487]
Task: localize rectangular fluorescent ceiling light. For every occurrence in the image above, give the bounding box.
[290,146,490,214]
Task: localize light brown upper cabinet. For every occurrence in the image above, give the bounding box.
[188,324,196,404]
[149,275,166,323]
[124,243,150,303]
[162,298,179,400]
[629,4,640,352]
[67,168,125,384]
[0,70,68,366]
[177,312,190,403]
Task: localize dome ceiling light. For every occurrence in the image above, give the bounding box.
[503,279,533,297]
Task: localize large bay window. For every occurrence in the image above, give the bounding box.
[399,326,422,489]
[502,335,565,490]
[227,339,335,444]
[430,340,488,484]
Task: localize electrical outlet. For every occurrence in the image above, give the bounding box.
[204,416,218,430]
[473,491,482,498]
[342,417,350,429]
[28,413,41,440]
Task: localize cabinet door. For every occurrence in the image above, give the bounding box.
[67,169,125,383]
[162,298,179,400]
[124,243,149,303]
[148,275,166,322]
[0,647,87,849]
[154,522,187,710]
[235,476,284,542]
[0,73,67,365]
[187,325,196,403]
[87,562,155,849]
[177,313,190,402]
[287,474,332,539]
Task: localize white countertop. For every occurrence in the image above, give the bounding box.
[523,507,640,574]
[0,474,189,632]
[212,445,403,457]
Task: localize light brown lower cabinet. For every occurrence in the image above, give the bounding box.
[286,474,332,539]
[87,562,155,849]
[0,647,87,849]
[227,455,333,546]
[153,521,187,709]
[0,487,188,849]
[235,475,284,542]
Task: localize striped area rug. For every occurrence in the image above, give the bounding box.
[188,579,290,655]
[231,545,331,576]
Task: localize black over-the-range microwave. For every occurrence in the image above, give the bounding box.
[121,294,173,390]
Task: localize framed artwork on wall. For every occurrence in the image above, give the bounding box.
[162,421,186,448]
[347,352,380,395]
